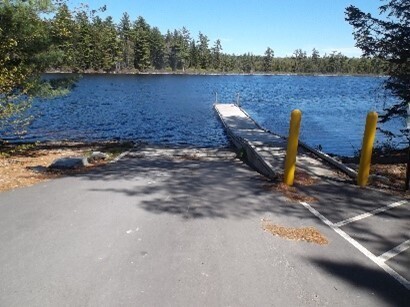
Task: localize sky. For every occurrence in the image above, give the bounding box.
[64,0,382,57]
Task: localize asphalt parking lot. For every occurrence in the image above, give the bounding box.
[299,181,409,290]
[0,147,408,306]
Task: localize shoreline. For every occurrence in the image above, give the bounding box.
[45,70,385,78]
[0,140,407,193]
[1,139,405,161]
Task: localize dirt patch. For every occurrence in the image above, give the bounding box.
[342,162,410,197]
[264,171,318,202]
[1,148,82,192]
[262,220,328,245]
[341,149,410,195]
[294,170,319,186]
[371,163,406,189]
[273,183,318,203]
[0,141,133,192]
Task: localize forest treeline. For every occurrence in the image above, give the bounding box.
[49,5,385,75]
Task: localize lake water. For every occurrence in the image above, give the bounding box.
[2,74,403,156]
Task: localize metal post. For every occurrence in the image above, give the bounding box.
[357,111,378,187]
[284,109,302,186]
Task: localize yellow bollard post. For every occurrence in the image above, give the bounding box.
[284,109,302,186]
[357,111,378,187]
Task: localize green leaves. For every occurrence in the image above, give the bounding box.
[0,1,49,95]
[133,17,151,71]
[262,47,274,72]
[0,0,77,134]
[346,0,410,126]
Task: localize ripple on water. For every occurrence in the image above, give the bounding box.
[2,74,402,156]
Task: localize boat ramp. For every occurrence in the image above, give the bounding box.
[214,103,356,181]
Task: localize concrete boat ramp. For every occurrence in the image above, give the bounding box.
[214,103,410,292]
[214,103,352,181]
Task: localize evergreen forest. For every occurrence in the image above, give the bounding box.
[42,4,386,75]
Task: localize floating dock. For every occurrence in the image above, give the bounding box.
[214,103,356,180]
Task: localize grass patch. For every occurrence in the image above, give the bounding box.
[0,142,40,158]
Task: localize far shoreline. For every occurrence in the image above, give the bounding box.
[45,70,385,78]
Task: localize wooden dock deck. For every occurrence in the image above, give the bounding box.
[214,103,355,180]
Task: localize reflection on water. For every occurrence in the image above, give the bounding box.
[2,74,402,156]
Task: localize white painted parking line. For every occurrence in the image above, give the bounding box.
[333,200,408,227]
[378,240,410,263]
[300,201,410,290]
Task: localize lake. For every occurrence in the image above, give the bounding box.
[2,74,404,156]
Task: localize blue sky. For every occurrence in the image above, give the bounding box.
[65,0,382,57]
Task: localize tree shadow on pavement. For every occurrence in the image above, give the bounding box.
[309,258,410,306]
[298,182,404,223]
[79,153,316,221]
[299,181,410,256]
[75,149,410,299]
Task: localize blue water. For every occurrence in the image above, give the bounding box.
[1,74,403,156]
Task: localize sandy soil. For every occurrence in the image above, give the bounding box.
[0,142,133,192]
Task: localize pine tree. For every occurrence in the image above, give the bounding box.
[100,16,121,72]
[198,32,210,70]
[189,39,199,69]
[50,3,76,69]
[133,16,151,71]
[211,39,223,70]
[346,0,410,123]
[168,30,181,71]
[149,27,165,70]
[292,49,307,73]
[262,47,274,72]
[179,27,191,71]
[118,12,134,70]
[310,48,320,73]
[241,53,254,73]
[73,11,93,71]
